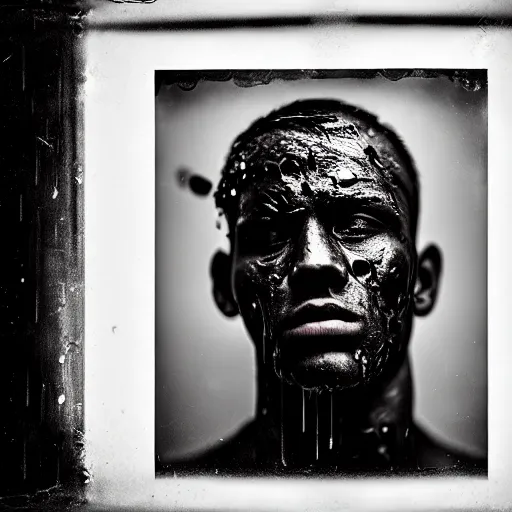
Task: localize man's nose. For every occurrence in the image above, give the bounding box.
[288,216,349,298]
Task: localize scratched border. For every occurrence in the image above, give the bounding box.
[154,68,487,479]
[155,69,487,93]
[0,3,506,510]
[0,6,87,511]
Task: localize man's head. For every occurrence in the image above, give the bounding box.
[211,99,441,392]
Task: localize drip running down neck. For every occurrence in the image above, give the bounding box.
[256,353,415,470]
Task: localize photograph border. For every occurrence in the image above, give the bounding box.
[84,21,510,512]
[154,67,488,476]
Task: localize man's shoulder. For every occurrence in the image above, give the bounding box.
[157,421,487,477]
[413,425,487,475]
[157,421,261,476]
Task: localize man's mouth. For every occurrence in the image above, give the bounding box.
[284,319,362,338]
[278,299,365,347]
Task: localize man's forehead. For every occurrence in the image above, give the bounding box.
[237,177,398,217]
[237,125,416,203]
[216,106,419,240]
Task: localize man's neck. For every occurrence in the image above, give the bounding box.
[254,356,415,470]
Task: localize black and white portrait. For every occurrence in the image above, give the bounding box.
[155,71,487,476]
[4,0,512,509]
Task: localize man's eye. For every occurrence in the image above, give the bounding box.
[333,214,384,241]
[237,220,288,255]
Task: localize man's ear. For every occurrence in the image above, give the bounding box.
[413,244,442,317]
[210,250,239,317]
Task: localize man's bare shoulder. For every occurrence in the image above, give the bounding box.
[158,421,486,477]
[413,425,486,475]
[157,421,265,476]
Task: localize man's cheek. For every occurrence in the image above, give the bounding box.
[351,240,413,376]
[360,236,410,295]
[233,260,280,339]
[233,261,261,317]
[383,251,412,304]
[369,244,415,348]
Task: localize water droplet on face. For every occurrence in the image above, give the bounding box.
[271,273,281,284]
[352,259,371,278]
[242,173,247,180]
[337,167,357,184]
[356,349,369,379]
[364,145,385,170]
[280,156,302,177]
[381,425,389,434]
[265,161,282,180]
[346,124,358,137]
[240,161,246,170]
[364,145,377,159]
[231,189,236,197]
[301,181,313,196]
[307,149,317,172]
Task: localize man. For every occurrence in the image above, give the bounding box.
[171,98,485,475]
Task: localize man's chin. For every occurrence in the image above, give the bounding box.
[279,352,361,391]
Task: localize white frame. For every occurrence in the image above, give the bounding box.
[84,25,511,510]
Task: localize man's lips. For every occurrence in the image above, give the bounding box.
[278,299,364,341]
[284,319,363,338]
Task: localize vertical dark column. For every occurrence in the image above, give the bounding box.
[0,7,85,507]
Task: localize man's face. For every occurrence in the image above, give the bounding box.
[228,120,417,391]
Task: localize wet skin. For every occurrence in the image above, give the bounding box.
[203,106,461,470]
[229,126,417,392]
[163,104,486,473]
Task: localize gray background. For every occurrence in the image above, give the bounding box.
[156,74,487,463]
